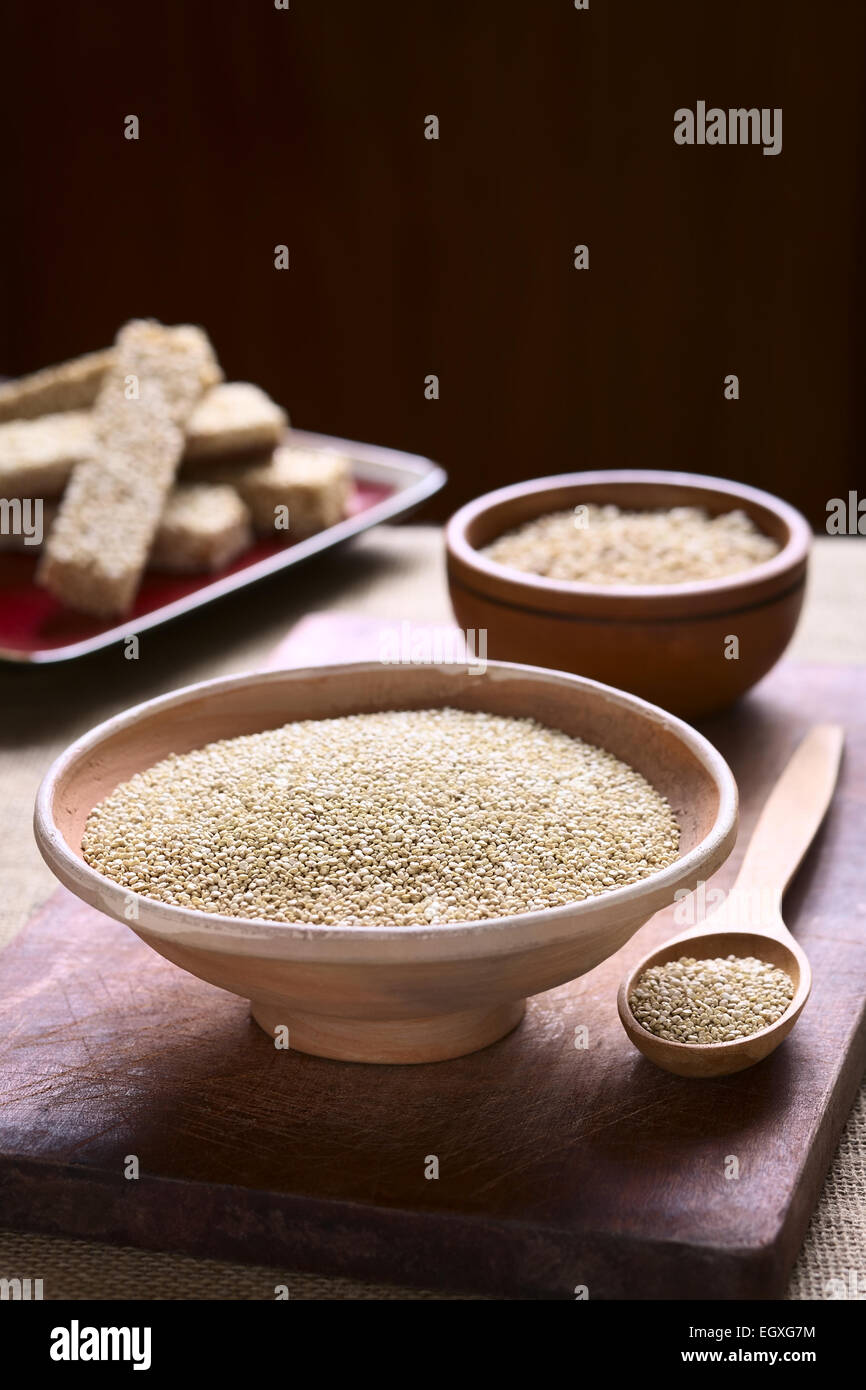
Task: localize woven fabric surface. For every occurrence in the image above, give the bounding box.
[1,527,864,1300]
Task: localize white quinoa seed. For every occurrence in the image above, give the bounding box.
[482,504,780,586]
[81,707,680,926]
[629,954,795,1044]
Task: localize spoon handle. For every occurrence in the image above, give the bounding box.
[732,724,844,904]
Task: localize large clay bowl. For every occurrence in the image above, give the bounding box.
[35,661,737,1064]
[446,470,811,717]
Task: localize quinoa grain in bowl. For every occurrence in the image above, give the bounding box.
[482,504,780,587]
[446,471,812,716]
[37,660,736,1061]
[82,707,680,926]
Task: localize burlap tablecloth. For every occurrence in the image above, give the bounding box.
[1,527,863,1299]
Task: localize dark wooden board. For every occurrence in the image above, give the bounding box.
[1,660,864,1299]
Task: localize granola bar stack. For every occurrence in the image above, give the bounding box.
[0,319,352,616]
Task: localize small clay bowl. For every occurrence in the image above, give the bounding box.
[35,661,737,1065]
[445,470,811,718]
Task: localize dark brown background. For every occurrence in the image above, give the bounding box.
[1,0,864,526]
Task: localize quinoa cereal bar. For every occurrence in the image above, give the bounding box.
[182,382,287,462]
[2,478,253,574]
[3,483,252,575]
[149,483,253,573]
[0,385,286,503]
[37,321,222,617]
[229,445,351,535]
[0,348,111,422]
[0,411,93,497]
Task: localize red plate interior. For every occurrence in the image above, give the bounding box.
[0,480,393,657]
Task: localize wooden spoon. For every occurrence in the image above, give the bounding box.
[617,723,844,1077]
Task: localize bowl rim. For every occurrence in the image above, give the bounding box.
[34,659,738,958]
[445,469,812,614]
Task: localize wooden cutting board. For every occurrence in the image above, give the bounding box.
[1,638,864,1299]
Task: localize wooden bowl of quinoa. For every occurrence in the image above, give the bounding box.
[446,470,811,717]
[35,660,737,1063]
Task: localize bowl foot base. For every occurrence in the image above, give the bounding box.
[249,998,526,1063]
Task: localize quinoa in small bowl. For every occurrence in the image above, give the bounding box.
[446,470,811,717]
